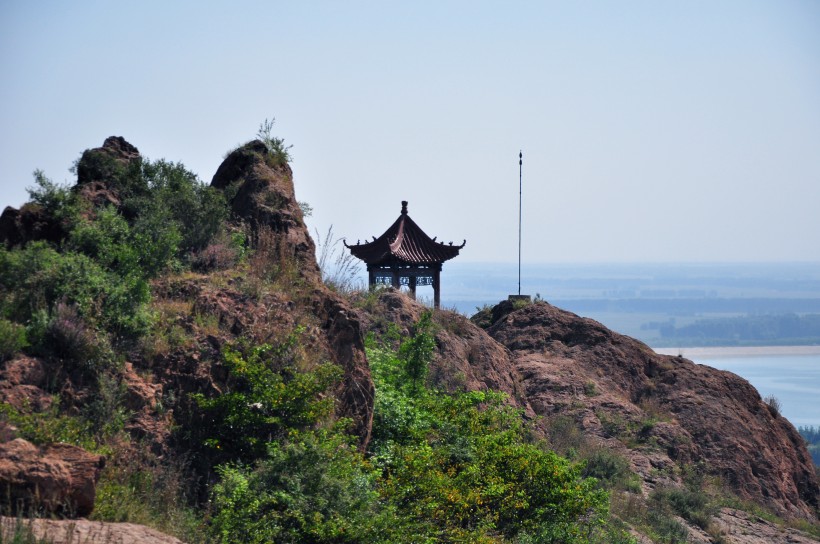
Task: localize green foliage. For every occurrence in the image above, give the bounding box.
[190,329,342,464]
[397,310,436,394]
[206,314,615,544]
[367,322,610,542]
[210,425,397,544]
[83,371,130,438]
[126,159,228,254]
[581,449,634,491]
[27,169,79,224]
[256,118,292,166]
[93,445,207,542]
[0,402,97,452]
[650,475,718,533]
[647,510,689,544]
[0,319,28,361]
[0,242,151,345]
[376,391,609,541]
[1,157,229,357]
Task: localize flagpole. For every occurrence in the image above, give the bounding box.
[518,150,522,296]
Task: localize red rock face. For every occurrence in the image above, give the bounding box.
[480,300,819,519]
[0,439,104,517]
[211,140,320,283]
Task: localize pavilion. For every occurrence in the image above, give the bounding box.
[345,201,465,308]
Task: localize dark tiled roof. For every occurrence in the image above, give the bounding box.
[345,201,465,265]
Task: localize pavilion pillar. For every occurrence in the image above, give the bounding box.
[368,267,376,289]
[391,269,400,289]
[409,276,417,299]
[433,269,441,309]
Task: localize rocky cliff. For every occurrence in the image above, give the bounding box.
[1,135,817,542]
[481,300,818,518]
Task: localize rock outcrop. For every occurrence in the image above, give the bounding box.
[0,203,66,248]
[0,517,184,544]
[480,300,819,519]
[206,140,373,444]
[0,136,142,248]
[0,439,104,517]
[211,140,320,283]
[74,135,142,211]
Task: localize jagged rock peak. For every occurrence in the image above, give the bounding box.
[210,139,320,282]
[76,136,141,186]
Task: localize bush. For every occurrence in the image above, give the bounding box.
[650,484,717,531]
[0,319,28,361]
[581,448,633,490]
[27,169,79,224]
[397,310,436,394]
[92,443,206,542]
[0,242,151,344]
[210,426,397,544]
[764,394,781,417]
[189,330,342,465]
[131,159,227,254]
[367,321,610,542]
[256,118,292,166]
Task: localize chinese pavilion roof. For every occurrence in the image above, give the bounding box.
[345,201,465,265]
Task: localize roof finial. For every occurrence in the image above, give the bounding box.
[401,201,408,215]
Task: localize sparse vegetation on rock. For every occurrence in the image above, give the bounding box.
[0,130,818,543]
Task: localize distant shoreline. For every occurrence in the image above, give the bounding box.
[653,345,820,359]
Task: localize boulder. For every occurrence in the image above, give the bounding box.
[75,136,141,186]
[0,517,184,544]
[0,439,105,517]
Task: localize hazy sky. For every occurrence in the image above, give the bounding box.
[2,1,819,263]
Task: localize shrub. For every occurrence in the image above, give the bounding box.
[397,310,436,394]
[367,320,610,542]
[764,394,781,417]
[210,426,397,544]
[581,448,633,490]
[648,510,689,544]
[27,169,79,224]
[189,330,342,465]
[256,118,292,166]
[0,242,151,343]
[0,319,28,362]
[650,484,717,531]
[134,159,227,254]
[0,402,97,452]
[43,303,98,365]
[92,442,206,542]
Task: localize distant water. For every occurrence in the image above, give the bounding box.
[657,349,820,429]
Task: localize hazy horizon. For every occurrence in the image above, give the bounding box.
[3,1,819,263]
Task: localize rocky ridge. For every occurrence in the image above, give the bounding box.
[1,135,818,542]
[358,291,819,541]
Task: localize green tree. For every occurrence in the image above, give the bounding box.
[190,330,342,464]
[398,310,436,394]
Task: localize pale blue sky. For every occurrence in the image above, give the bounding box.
[2,1,819,263]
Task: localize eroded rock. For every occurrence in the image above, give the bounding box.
[0,439,104,517]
